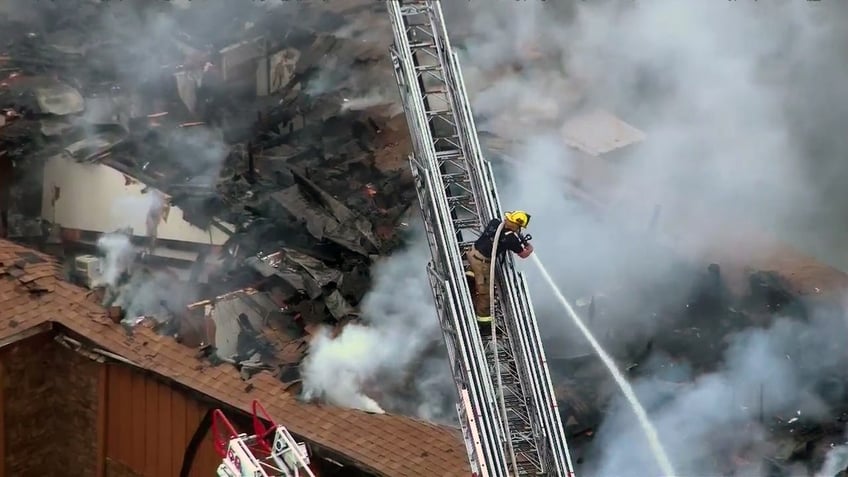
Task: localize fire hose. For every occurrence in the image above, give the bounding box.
[488,220,519,476]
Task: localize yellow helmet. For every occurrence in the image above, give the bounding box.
[504,210,531,228]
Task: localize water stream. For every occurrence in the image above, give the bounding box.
[531,254,678,477]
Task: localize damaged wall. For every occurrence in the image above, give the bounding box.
[41,155,232,244]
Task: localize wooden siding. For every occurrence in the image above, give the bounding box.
[105,363,220,477]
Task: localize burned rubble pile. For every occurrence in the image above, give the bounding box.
[549,254,848,475]
[0,0,416,397]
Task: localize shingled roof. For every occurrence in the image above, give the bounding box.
[0,239,469,477]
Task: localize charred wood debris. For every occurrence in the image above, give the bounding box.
[543,253,848,475]
[0,2,413,394]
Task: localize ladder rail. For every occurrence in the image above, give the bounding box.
[482,106,576,474]
[402,4,482,246]
[518,272,578,474]
[437,268,510,477]
[387,0,578,475]
[426,0,577,474]
[269,426,317,477]
[432,15,499,222]
[389,2,513,473]
[421,3,492,234]
[423,6,526,470]
[418,163,511,477]
[401,65,512,476]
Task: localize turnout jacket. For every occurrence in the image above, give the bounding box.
[473,219,526,258]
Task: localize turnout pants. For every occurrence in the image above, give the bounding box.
[467,246,493,321]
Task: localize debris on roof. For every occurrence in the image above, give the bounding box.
[0,0,413,333]
[0,238,470,476]
[0,2,465,473]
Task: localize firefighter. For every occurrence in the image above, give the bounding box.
[466,210,534,324]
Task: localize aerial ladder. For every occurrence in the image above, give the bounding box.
[386,1,577,476]
[213,400,316,477]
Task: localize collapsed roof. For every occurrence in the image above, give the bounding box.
[0,0,460,474]
[0,238,470,476]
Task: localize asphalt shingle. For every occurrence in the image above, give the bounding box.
[0,239,470,477]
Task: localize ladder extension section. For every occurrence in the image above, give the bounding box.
[386,1,577,476]
[213,400,316,477]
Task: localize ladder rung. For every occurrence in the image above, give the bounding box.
[399,5,428,16]
[513,443,536,453]
[453,218,479,229]
[446,195,473,207]
[415,64,441,72]
[440,171,469,181]
[435,149,461,158]
[443,178,470,187]
[509,432,533,441]
[408,41,435,49]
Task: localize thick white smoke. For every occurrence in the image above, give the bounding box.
[95,232,136,287]
[301,232,454,419]
[300,324,388,414]
[589,312,848,476]
[341,93,403,117]
[94,230,183,320]
[817,441,848,477]
[440,0,848,475]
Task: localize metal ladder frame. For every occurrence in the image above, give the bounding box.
[386,1,577,475]
[213,401,317,477]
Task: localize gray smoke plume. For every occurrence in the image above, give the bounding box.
[816,441,848,477]
[94,232,136,287]
[588,312,848,477]
[438,0,848,474]
[94,228,192,321]
[301,230,455,421]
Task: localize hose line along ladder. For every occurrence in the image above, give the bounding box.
[386,1,576,476]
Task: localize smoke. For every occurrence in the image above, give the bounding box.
[301,324,388,414]
[301,232,455,420]
[304,51,401,111]
[156,126,229,187]
[434,0,848,474]
[111,268,190,321]
[94,232,136,287]
[589,312,848,477]
[817,442,848,477]
[303,9,401,111]
[111,191,164,231]
[454,0,848,269]
[93,230,193,320]
[341,93,403,117]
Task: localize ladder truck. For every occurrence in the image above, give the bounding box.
[386,1,577,476]
[213,400,316,477]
